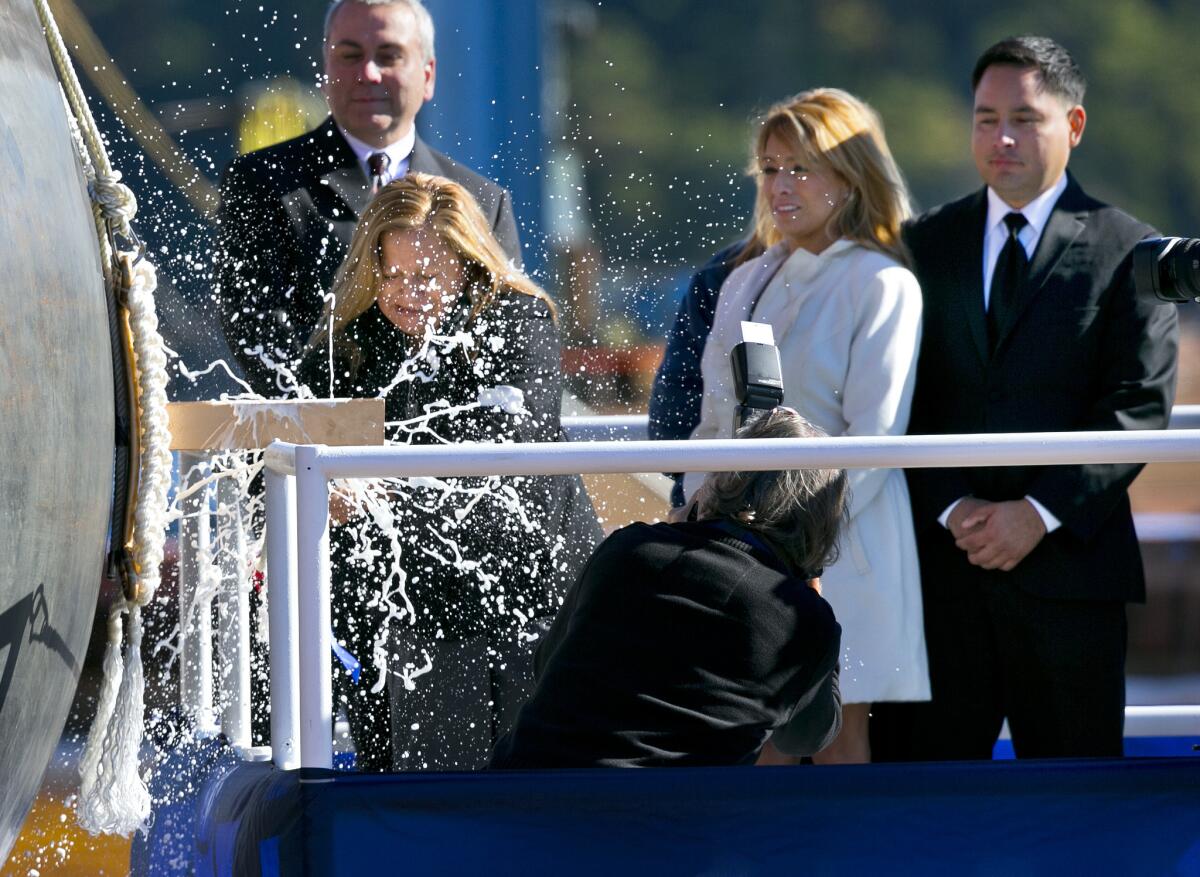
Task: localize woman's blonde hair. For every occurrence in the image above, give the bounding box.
[741,88,912,265]
[308,172,553,349]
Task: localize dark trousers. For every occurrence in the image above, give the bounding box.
[386,626,541,771]
[331,519,549,772]
[333,572,395,772]
[872,542,1127,761]
[334,570,542,772]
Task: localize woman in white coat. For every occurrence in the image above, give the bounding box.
[685,89,928,763]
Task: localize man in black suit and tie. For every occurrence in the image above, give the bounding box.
[872,36,1179,760]
[216,0,521,396]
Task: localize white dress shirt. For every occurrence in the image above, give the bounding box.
[940,173,1070,535]
[981,172,1067,309]
[340,125,416,186]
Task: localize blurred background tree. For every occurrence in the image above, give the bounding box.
[62,0,1200,390]
[567,0,1200,270]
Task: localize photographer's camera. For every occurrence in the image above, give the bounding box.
[1134,236,1200,304]
[731,322,784,431]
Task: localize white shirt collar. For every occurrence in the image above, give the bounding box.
[339,125,416,183]
[986,172,1068,243]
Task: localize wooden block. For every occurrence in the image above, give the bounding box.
[167,399,386,451]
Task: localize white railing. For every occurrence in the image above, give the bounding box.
[561,404,1200,442]
[177,453,253,747]
[561,414,650,442]
[255,428,1200,770]
[177,452,217,737]
[1171,404,1200,430]
[999,705,1200,742]
[173,406,1200,762]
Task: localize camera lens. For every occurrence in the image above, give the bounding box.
[1133,237,1200,304]
[1167,238,1200,300]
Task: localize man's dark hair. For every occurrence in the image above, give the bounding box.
[971,35,1087,105]
[698,408,849,579]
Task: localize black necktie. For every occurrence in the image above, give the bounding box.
[987,212,1029,353]
[367,152,389,195]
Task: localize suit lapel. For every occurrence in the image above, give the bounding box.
[995,177,1086,351]
[312,120,372,218]
[953,190,989,365]
[323,165,371,218]
[408,136,443,176]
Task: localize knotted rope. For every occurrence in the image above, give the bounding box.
[33,0,174,837]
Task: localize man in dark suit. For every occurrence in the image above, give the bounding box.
[872,36,1179,761]
[217,0,522,764]
[217,0,521,396]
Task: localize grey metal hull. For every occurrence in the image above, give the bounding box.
[0,0,115,862]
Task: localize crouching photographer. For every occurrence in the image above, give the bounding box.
[490,408,847,769]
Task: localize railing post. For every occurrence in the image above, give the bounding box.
[295,445,333,770]
[265,465,301,770]
[178,451,216,733]
[216,470,252,749]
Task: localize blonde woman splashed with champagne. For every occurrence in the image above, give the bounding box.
[301,173,600,772]
[685,89,929,763]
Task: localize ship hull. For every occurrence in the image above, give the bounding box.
[0,0,115,862]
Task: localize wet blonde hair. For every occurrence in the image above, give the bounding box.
[309,173,553,349]
[742,88,912,265]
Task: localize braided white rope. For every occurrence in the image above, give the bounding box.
[33,0,115,183]
[34,0,174,837]
[34,0,122,281]
[89,171,138,240]
[77,607,125,802]
[126,258,173,605]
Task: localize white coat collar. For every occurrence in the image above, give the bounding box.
[777,238,858,282]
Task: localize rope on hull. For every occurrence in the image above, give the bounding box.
[32,0,175,838]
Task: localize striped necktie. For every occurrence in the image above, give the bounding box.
[367,151,389,195]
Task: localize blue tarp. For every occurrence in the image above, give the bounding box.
[178,757,1200,876]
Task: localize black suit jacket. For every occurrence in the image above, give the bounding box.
[216,117,521,396]
[490,520,842,768]
[904,175,1178,604]
[299,291,601,640]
